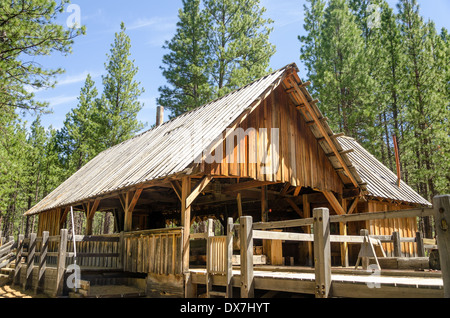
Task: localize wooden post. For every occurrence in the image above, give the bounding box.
[433,195,450,298]
[360,229,370,269]
[118,231,124,269]
[240,216,254,298]
[237,193,243,218]
[181,176,191,274]
[35,231,49,293]
[415,231,425,257]
[23,233,36,290]
[206,219,214,298]
[303,195,313,267]
[261,186,269,222]
[340,198,349,267]
[313,207,331,298]
[392,231,402,257]
[226,218,234,298]
[55,229,68,296]
[13,234,24,286]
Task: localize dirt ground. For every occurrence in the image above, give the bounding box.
[0,284,49,298]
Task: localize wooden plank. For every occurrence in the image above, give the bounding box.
[13,234,24,285]
[35,231,49,293]
[240,216,254,298]
[181,176,191,274]
[433,195,450,298]
[226,218,234,298]
[322,191,346,215]
[170,181,182,201]
[286,198,303,217]
[288,76,359,188]
[23,233,36,290]
[186,175,212,208]
[313,208,331,298]
[222,180,276,193]
[55,229,68,296]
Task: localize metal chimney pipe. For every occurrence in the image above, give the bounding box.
[156,106,164,126]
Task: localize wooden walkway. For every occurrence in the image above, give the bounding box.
[189,266,444,298]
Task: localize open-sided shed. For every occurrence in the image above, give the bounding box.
[25,63,430,275]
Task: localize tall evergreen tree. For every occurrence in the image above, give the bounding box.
[299,0,326,98]
[203,0,276,97]
[397,0,448,199]
[158,0,213,118]
[305,0,376,144]
[99,22,145,148]
[0,0,84,117]
[57,74,101,177]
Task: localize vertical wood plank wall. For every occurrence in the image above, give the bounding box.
[200,85,343,193]
[37,209,61,237]
[367,200,418,257]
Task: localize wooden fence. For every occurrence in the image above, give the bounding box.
[6,226,183,296]
[122,228,183,275]
[236,195,450,298]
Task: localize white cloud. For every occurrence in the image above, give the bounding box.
[128,16,177,32]
[45,95,78,107]
[56,70,102,86]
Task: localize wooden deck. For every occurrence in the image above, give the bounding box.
[190,266,444,298]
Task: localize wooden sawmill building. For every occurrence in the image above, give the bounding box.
[21,63,435,298]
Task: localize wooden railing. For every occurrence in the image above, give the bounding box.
[237,195,450,298]
[122,227,183,275]
[190,218,234,298]
[0,234,16,269]
[9,226,184,296]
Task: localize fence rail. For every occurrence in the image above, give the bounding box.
[5,226,183,296]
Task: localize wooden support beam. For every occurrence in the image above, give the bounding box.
[340,199,349,267]
[181,176,191,274]
[122,189,143,232]
[186,175,212,208]
[288,75,359,188]
[170,180,182,201]
[237,193,243,218]
[85,199,101,235]
[222,180,277,193]
[322,191,346,215]
[303,195,313,266]
[347,197,359,215]
[261,185,269,222]
[60,207,70,227]
[286,198,303,217]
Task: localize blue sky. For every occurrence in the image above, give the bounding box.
[28,0,450,131]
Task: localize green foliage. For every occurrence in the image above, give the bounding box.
[158,0,213,118]
[299,0,449,200]
[99,22,145,148]
[158,0,276,116]
[0,0,85,117]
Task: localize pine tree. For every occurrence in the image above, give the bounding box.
[57,74,101,177]
[308,0,376,143]
[203,0,276,97]
[158,0,213,118]
[0,0,84,117]
[99,22,145,148]
[299,0,326,97]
